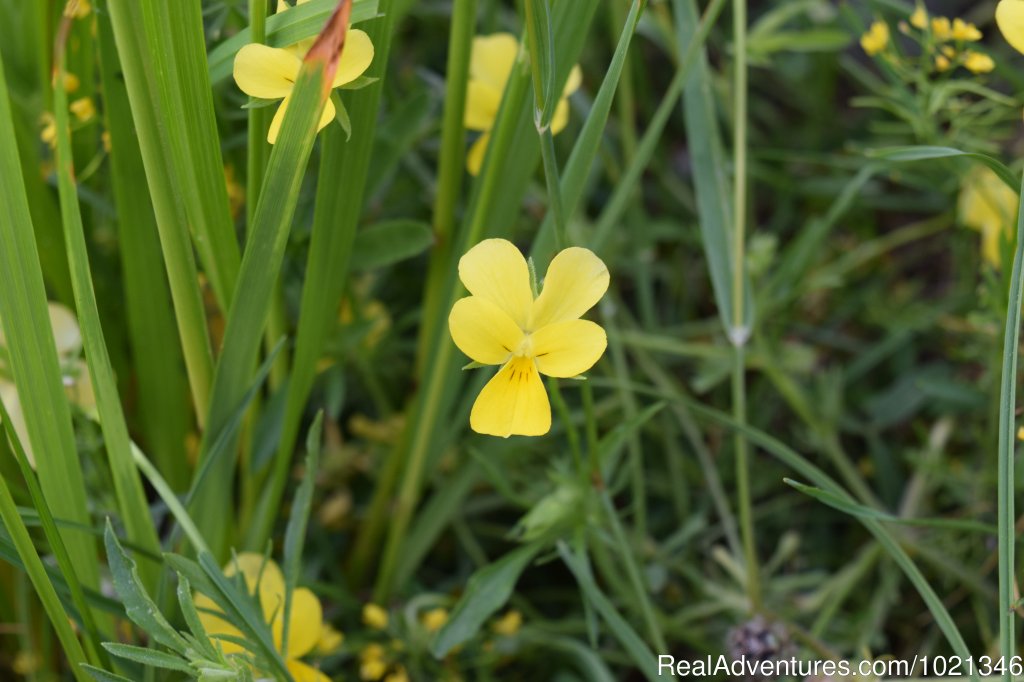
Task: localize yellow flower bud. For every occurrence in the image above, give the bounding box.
[964,51,995,73]
[932,16,952,40]
[363,603,389,630]
[69,97,95,122]
[421,607,449,633]
[952,17,982,41]
[910,5,928,29]
[934,54,951,71]
[860,20,890,56]
[492,610,523,636]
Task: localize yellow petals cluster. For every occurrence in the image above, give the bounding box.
[860,21,890,56]
[195,553,336,682]
[449,239,609,437]
[959,167,1018,269]
[232,0,374,143]
[0,303,94,467]
[463,33,582,175]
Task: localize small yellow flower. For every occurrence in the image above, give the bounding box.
[951,18,982,41]
[941,45,957,58]
[360,644,388,681]
[232,3,374,144]
[959,166,1018,268]
[935,54,951,71]
[463,33,582,175]
[421,607,449,632]
[195,553,332,682]
[63,72,80,93]
[69,97,95,122]
[492,610,523,636]
[964,51,995,73]
[449,239,609,437]
[39,113,57,148]
[384,666,410,682]
[0,303,92,467]
[101,130,112,152]
[363,602,389,630]
[998,0,1024,54]
[931,16,952,40]
[860,21,890,56]
[909,5,928,29]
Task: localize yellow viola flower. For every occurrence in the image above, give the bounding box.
[463,33,583,175]
[998,0,1024,53]
[195,553,333,682]
[492,610,523,636]
[909,5,928,29]
[951,18,982,41]
[860,21,890,56]
[932,16,952,40]
[421,607,448,633]
[959,166,1018,268]
[964,51,995,73]
[232,1,374,144]
[448,239,609,437]
[0,303,93,467]
[362,602,389,630]
[69,97,95,122]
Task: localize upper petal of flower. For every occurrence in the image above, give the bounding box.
[466,131,491,176]
[332,29,375,88]
[997,1,1024,53]
[470,357,550,437]
[273,587,323,658]
[531,319,607,378]
[470,33,519,91]
[531,247,609,329]
[233,44,301,99]
[287,659,331,682]
[464,80,502,132]
[458,238,534,329]
[449,296,524,366]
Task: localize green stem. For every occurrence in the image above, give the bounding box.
[538,131,567,250]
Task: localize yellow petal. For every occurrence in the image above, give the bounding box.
[194,592,246,655]
[224,553,285,622]
[332,29,375,88]
[530,247,610,329]
[0,382,33,467]
[233,44,300,99]
[464,80,502,131]
[268,94,335,144]
[286,659,331,682]
[998,1,1024,53]
[531,319,607,378]
[562,64,582,96]
[551,97,570,135]
[274,588,323,658]
[466,132,490,176]
[449,296,523,365]
[470,33,519,90]
[458,238,534,329]
[471,357,550,437]
[48,303,82,358]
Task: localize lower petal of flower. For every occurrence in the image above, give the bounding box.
[274,588,324,659]
[470,357,550,437]
[268,94,335,144]
[286,658,332,682]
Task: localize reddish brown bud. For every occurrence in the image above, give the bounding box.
[304,0,353,96]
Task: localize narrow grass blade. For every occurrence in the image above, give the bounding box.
[866,146,1019,192]
[0,34,99,595]
[195,1,355,557]
[53,16,162,590]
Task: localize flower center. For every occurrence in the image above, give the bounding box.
[513,334,535,359]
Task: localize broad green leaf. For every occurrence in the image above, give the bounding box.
[351,220,435,270]
[432,542,544,657]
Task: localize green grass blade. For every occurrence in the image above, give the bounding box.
[52,19,162,591]
[96,14,191,491]
[194,4,352,557]
[246,0,399,552]
[0,34,100,597]
[866,146,1019,192]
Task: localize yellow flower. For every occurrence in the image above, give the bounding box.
[362,602,389,630]
[463,33,582,175]
[232,2,374,144]
[448,239,609,437]
[101,130,112,152]
[932,16,952,40]
[998,0,1024,53]
[315,623,344,655]
[40,112,57,148]
[959,166,1018,268]
[0,303,93,467]
[70,97,95,122]
[384,666,410,682]
[421,607,448,633]
[1017,425,1024,440]
[492,610,523,636]
[860,21,890,56]
[934,54,951,71]
[360,644,388,681]
[909,5,928,29]
[63,72,80,93]
[195,553,332,682]
[951,18,982,41]
[964,51,995,73]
